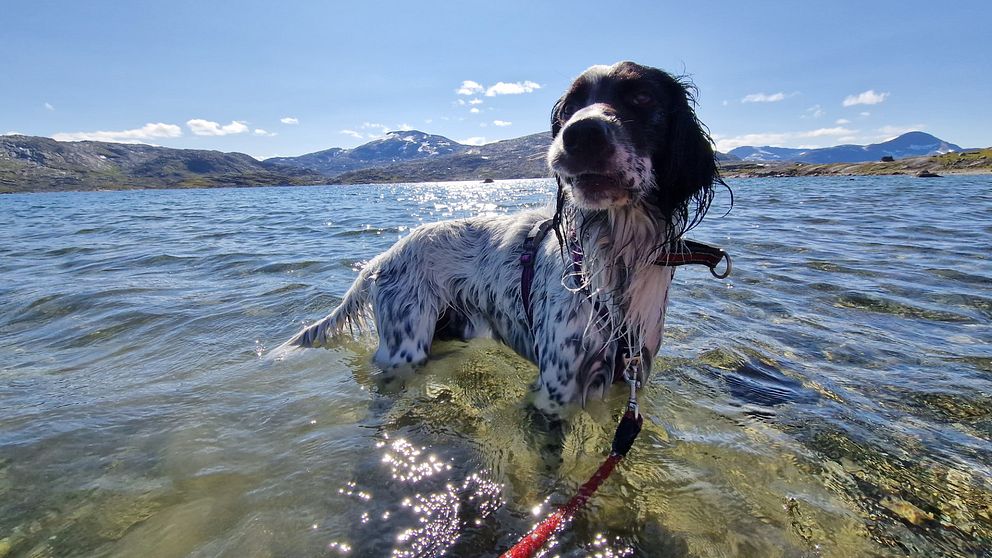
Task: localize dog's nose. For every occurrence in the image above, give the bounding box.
[562,118,614,159]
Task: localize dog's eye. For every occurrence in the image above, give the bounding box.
[628,91,654,107]
[560,102,580,120]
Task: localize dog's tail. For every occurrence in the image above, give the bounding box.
[273,266,375,355]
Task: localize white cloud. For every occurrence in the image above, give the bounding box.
[362,122,389,132]
[485,80,541,96]
[52,122,183,143]
[714,126,858,151]
[802,105,825,119]
[860,111,871,117]
[356,123,390,139]
[456,80,484,95]
[459,136,487,146]
[186,119,249,136]
[835,118,851,125]
[280,116,299,125]
[742,92,787,103]
[493,120,512,127]
[843,90,889,107]
[457,98,485,111]
[44,102,55,111]
[876,124,927,138]
[253,128,276,136]
[341,122,419,141]
[803,126,856,138]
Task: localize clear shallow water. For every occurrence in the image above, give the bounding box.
[0,176,990,557]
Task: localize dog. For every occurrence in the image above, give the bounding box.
[279,61,722,414]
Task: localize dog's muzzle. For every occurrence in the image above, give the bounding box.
[561,118,615,162]
[551,111,634,208]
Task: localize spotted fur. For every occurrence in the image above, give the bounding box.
[278,61,724,413]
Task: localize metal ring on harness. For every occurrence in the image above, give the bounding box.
[710,250,732,279]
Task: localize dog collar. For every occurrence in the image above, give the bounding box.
[519,219,732,327]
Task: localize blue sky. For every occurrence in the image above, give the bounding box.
[2,1,990,159]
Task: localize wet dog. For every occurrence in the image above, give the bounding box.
[279,61,722,413]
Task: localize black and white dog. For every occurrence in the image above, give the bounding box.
[280,61,722,413]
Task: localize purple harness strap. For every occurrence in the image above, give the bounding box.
[519,219,556,327]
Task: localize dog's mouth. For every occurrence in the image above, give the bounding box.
[570,173,617,191]
[565,173,631,208]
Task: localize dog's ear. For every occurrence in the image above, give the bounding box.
[651,79,720,230]
[550,96,566,138]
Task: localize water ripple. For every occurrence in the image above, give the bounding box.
[0,176,990,557]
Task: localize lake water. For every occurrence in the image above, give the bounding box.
[1,176,990,557]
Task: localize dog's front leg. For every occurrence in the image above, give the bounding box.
[530,308,616,413]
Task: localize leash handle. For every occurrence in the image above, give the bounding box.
[611,410,643,457]
[657,239,732,279]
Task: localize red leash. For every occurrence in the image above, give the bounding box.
[505,237,730,556]
[501,407,643,558]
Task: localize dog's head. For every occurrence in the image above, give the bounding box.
[548,61,721,229]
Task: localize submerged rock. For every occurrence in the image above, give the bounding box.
[880,496,935,525]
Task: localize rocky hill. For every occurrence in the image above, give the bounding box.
[0,135,327,193]
[331,132,552,183]
[722,148,992,178]
[267,130,468,176]
[728,132,962,164]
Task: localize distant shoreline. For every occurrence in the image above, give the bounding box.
[2,132,989,194]
[3,168,990,196]
[721,166,992,179]
[720,148,992,179]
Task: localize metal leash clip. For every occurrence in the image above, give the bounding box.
[622,355,642,418]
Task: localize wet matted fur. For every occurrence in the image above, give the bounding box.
[278,61,725,413]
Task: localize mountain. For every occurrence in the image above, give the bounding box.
[722,147,992,178]
[728,132,962,164]
[3,130,980,193]
[0,135,327,193]
[267,130,468,175]
[725,145,807,163]
[331,132,552,184]
[278,130,740,182]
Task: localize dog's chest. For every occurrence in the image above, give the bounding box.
[623,263,675,353]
